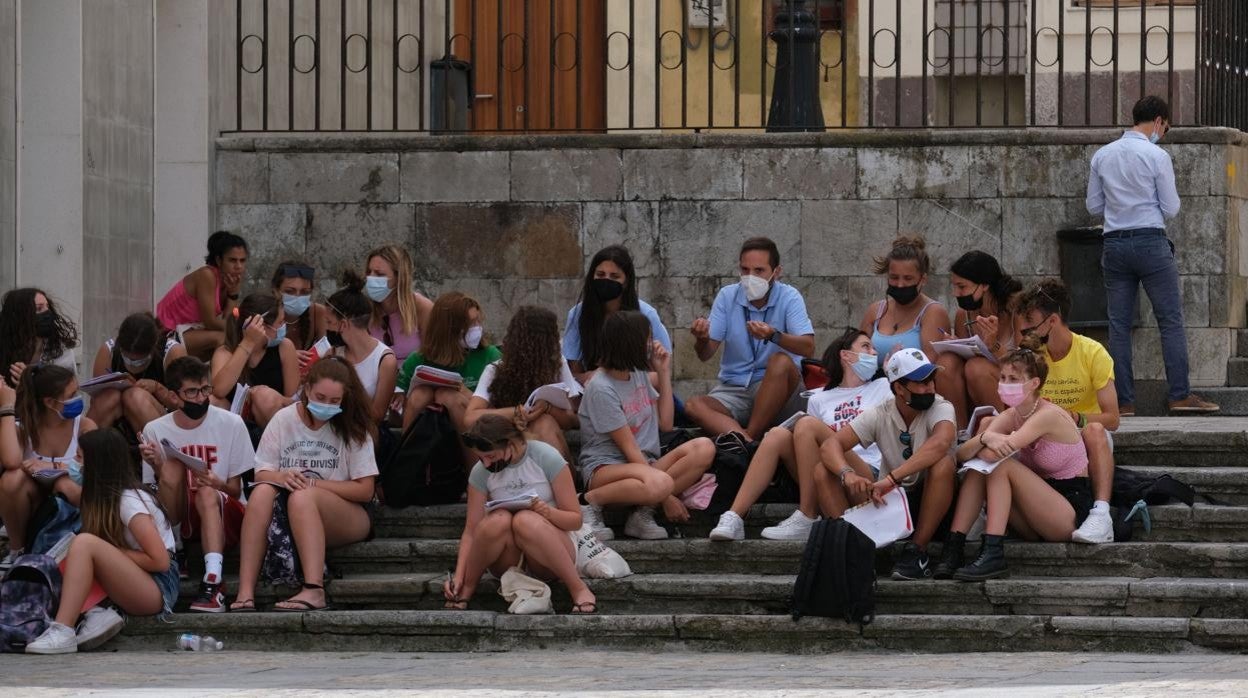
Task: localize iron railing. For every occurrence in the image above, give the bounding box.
[223,0,1248,133]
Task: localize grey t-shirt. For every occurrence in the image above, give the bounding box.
[577,369,660,472]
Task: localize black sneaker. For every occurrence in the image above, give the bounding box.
[175,549,189,581]
[890,542,933,581]
[932,532,966,580]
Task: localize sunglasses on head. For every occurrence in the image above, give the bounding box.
[280,264,316,280]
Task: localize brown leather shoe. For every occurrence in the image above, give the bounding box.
[1118,404,1136,417]
[1168,395,1220,413]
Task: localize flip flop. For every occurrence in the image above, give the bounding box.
[229,598,257,613]
[274,582,332,612]
[570,601,598,615]
[443,598,469,611]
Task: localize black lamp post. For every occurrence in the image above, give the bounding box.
[766,0,825,132]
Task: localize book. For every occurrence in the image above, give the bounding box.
[841,486,914,548]
[159,438,210,475]
[524,383,577,412]
[32,469,69,484]
[958,405,999,442]
[80,372,131,396]
[413,365,463,388]
[931,336,998,364]
[229,384,250,416]
[960,450,1019,475]
[778,410,808,431]
[301,336,333,376]
[485,492,539,513]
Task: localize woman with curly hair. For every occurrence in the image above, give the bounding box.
[396,292,501,431]
[0,287,79,388]
[465,306,581,461]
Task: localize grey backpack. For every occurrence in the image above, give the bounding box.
[0,553,62,652]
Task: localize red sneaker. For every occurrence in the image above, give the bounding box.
[189,575,227,613]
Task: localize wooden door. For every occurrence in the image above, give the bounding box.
[454,0,605,131]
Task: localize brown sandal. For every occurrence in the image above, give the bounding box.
[570,601,598,615]
[443,598,469,611]
[229,598,256,613]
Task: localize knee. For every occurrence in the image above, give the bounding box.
[936,353,963,373]
[510,510,546,538]
[683,396,709,418]
[286,487,319,513]
[529,413,560,436]
[931,455,957,483]
[0,468,31,494]
[68,532,103,556]
[688,437,715,465]
[762,426,792,445]
[792,415,820,439]
[194,485,219,510]
[1083,422,1107,443]
[765,352,793,373]
[964,357,997,382]
[644,470,675,504]
[94,389,122,413]
[476,510,514,537]
[120,386,151,412]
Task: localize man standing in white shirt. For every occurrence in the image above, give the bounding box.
[1086,95,1218,416]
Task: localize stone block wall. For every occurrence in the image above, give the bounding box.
[216,128,1248,393]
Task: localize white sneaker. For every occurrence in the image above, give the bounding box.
[75,606,124,651]
[761,510,817,541]
[623,507,668,540]
[709,511,745,541]
[580,503,614,541]
[26,622,77,654]
[1071,508,1114,544]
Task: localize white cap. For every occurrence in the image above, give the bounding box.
[884,348,938,384]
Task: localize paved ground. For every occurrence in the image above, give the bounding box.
[3,650,1248,696]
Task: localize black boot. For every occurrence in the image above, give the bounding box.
[953,534,1008,581]
[932,531,967,580]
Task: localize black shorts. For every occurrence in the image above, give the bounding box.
[758,463,800,504]
[1046,476,1094,526]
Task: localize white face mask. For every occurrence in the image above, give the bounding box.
[739,272,773,302]
[365,275,393,303]
[462,325,483,350]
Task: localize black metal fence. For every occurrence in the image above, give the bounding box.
[224,0,1248,133]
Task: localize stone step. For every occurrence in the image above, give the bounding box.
[178,573,1248,620]
[372,502,1248,542]
[1229,357,1248,387]
[1112,417,1248,467]
[114,610,1248,653]
[325,539,1248,578]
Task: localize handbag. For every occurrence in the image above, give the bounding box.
[568,523,632,579]
[497,554,553,614]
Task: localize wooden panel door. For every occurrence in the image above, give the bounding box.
[454,0,605,131]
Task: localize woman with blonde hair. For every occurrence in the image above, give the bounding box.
[364,244,433,363]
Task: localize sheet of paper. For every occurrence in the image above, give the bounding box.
[524,384,575,412]
[160,438,209,475]
[485,492,539,513]
[841,486,914,548]
[931,336,998,364]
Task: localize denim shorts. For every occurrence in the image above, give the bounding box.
[152,555,180,618]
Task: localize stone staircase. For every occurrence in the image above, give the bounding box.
[94,418,1248,652]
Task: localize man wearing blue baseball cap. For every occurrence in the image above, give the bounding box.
[820,348,957,580]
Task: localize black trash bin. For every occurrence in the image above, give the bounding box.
[1057,226,1109,329]
[430,56,471,132]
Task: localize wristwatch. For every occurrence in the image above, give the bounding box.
[767,331,780,344]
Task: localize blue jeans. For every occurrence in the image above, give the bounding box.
[1102,229,1190,404]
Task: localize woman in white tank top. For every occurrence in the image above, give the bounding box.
[324,271,397,423]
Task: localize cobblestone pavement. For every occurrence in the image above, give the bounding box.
[3,650,1248,696]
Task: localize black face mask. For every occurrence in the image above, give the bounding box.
[35,311,57,338]
[484,447,512,473]
[326,330,347,348]
[180,399,210,421]
[1020,316,1052,350]
[955,292,983,312]
[906,391,936,412]
[887,284,921,306]
[591,278,625,303]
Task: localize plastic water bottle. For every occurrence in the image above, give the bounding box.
[177,633,224,651]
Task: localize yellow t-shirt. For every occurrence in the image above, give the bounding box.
[1041,333,1115,415]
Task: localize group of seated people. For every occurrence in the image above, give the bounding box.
[0,230,1124,653]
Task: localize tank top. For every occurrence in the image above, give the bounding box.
[871,299,940,367]
[227,345,287,402]
[106,336,179,383]
[156,267,221,329]
[334,340,393,399]
[1016,434,1089,481]
[369,311,420,362]
[23,416,83,466]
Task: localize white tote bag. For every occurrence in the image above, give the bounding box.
[497,554,554,614]
[568,523,633,579]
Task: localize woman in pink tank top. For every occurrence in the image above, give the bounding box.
[155,232,249,360]
[362,244,432,363]
[938,348,1094,582]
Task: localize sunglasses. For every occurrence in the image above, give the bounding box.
[1020,313,1053,336]
[899,431,913,460]
[461,433,505,452]
[280,264,316,280]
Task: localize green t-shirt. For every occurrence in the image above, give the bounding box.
[397,345,502,393]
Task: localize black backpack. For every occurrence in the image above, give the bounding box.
[379,407,466,508]
[1109,467,1216,542]
[791,518,877,625]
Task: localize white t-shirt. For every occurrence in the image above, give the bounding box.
[467,439,567,506]
[806,378,892,474]
[255,403,379,482]
[119,488,176,551]
[140,406,256,486]
[332,340,392,399]
[473,357,583,405]
[849,395,957,485]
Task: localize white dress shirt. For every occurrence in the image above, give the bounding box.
[1086,130,1181,233]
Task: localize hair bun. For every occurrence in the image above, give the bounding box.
[894,235,927,252]
[339,268,366,293]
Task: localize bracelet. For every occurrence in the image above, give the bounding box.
[887,472,900,487]
[838,466,854,484]
[0,409,14,419]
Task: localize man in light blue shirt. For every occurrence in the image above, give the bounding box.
[685,237,816,443]
[1086,95,1218,415]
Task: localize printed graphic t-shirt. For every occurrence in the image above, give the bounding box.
[255,403,379,482]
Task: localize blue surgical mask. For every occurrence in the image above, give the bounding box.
[365,276,393,303]
[850,352,878,382]
[283,293,311,318]
[1149,130,1162,145]
[122,354,152,374]
[306,400,342,422]
[67,459,83,486]
[59,395,85,420]
[268,324,287,348]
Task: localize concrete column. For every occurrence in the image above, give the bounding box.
[155,0,214,299]
[0,0,15,290]
[16,0,83,326]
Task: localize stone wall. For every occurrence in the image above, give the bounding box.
[0,0,15,290]
[216,128,1248,393]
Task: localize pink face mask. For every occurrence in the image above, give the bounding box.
[997,381,1028,407]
